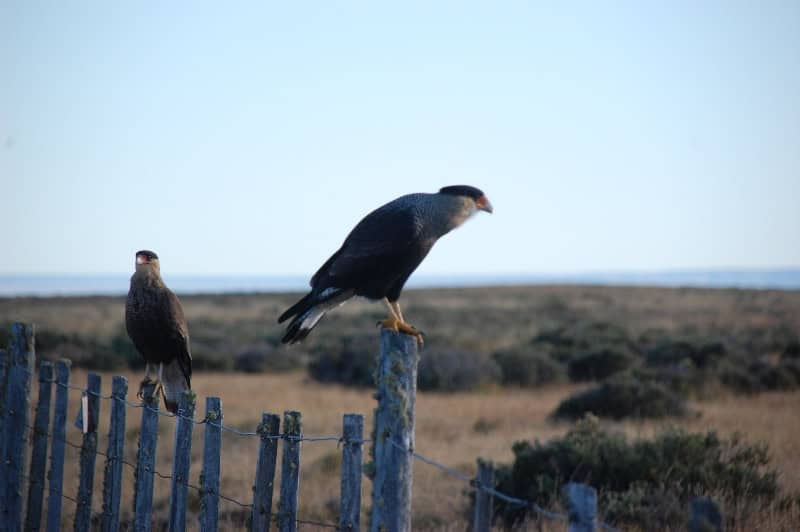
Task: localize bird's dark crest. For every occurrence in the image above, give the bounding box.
[136,250,159,260]
[438,185,485,200]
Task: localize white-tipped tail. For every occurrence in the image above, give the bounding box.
[161,359,190,413]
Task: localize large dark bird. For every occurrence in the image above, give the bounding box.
[125,250,192,413]
[279,185,492,344]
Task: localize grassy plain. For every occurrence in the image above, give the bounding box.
[4,285,800,529]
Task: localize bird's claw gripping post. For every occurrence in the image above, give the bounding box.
[137,377,163,402]
[137,378,153,400]
[377,318,425,347]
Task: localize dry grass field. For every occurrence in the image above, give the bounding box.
[33,369,799,531]
[5,285,800,530]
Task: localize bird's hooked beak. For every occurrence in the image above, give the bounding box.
[136,255,150,265]
[475,195,493,214]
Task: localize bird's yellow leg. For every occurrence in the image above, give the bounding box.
[138,363,156,399]
[152,362,165,401]
[377,298,424,346]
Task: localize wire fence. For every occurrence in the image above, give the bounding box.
[3,328,624,532]
[20,375,620,531]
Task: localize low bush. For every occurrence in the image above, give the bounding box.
[307,335,376,387]
[552,375,687,420]
[532,321,636,363]
[417,349,500,392]
[492,348,565,387]
[719,358,800,394]
[234,345,305,373]
[647,340,726,370]
[567,347,635,381]
[487,415,780,530]
[783,342,800,360]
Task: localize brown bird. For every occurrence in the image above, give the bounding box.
[125,250,192,413]
[279,185,492,344]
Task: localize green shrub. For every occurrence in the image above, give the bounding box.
[719,364,763,394]
[307,335,376,387]
[646,340,696,366]
[488,415,779,530]
[418,349,500,392]
[532,321,636,363]
[783,342,800,360]
[552,375,687,420]
[234,345,305,373]
[492,348,565,387]
[758,364,799,391]
[567,347,635,382]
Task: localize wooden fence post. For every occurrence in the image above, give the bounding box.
[0,347,8,500]
[25,361,53,532]
[689,497,722,532]
[133,382,160,532]
[563,483,597,532]
[74,373,101,532]
[370,329,419,532]
[46,359,71,532]
[340,413,364,532]
[251,412,280,532]
[101,376,128,532]
[201,397,222,532]
[2,323,36,530]
[278,410,302,532]
[169,390,196,532]
[472,459,494,532]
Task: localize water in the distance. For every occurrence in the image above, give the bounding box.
[1,270,799,297]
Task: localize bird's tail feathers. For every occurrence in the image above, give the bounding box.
[278,292,314,323]
[161,358,190,414]
[280,288,354,344]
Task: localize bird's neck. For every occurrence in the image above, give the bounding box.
[131,267,164,289]
[420,194,476,239]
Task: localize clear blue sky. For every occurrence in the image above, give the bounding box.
[2,1,798,276]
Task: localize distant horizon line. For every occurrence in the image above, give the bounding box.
[1,268,799,297]
[2,266,800,277]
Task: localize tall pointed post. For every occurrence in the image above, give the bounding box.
[2,323,36,530]
[169,391,196,532]
[74,373,101,532]
[26,362,54,532]
[101,376,128,532]
[200,397,222,532]
[46,360,71,532]
[133,382,160,532]
[370,330,419,532]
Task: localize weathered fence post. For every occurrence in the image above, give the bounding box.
[101,376,128,532]
[340,413,364,532]
[200,397,222,532]
[74,373,101,531]
[472,459,494,532]
[46,359,71,532]
[689,497,722,532]
[278,410,302,532]
[0,347,9,500]
[133,382,160,532]
[169,390,196,532]
[370,329,419,532]
[251,412,280,532]
[25,362,53,532]
[2,323,35,530]
[563,483,597,532]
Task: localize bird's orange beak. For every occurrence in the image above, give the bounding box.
[136,255,149,265]
[476,195,493,213]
